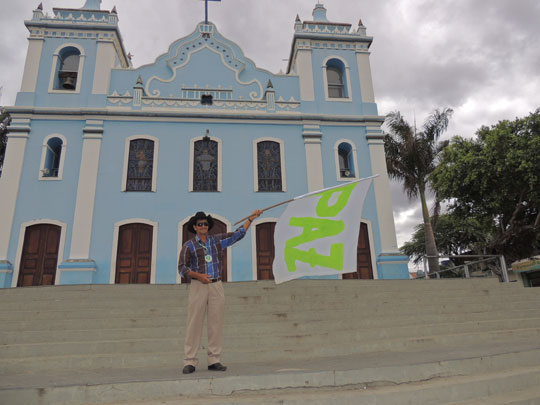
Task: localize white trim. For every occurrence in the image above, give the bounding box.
[252,137,287,192]
[121,135,159,192]
[177,213,232,284]
[48,43,86,94]
[250,218,278,281]
[333,139,360,182]
[12,220,67,288]
[110,219,159,285]
[322,56,352,102]
[338,219,379,280]
[38,134,67,181]
[188,135,222,192]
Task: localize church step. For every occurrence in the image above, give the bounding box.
[2,324,540,369]
[2,296,540,323]
[448,385,540,404]
[4,306,540,336]
[1,287,538,311]
[2,346,540,405]
[3,315,540,346]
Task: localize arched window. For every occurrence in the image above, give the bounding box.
[337,142,355,179]
[257,141,283,192]
[39,135,67,180]
[193,137,218,192]
[55,47,81,90]
[126,139,154,192]
[326,58,347,99]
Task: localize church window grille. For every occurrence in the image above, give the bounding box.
[201,94,213,105]
[193,138,218,192]
[126,139,154,192]
[257,141,282,192]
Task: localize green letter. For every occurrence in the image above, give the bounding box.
[316,183,357,217]
[284,217,345,272]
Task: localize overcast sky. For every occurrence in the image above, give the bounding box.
[2,0,540,262]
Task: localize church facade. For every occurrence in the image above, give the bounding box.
[0,0,409,288]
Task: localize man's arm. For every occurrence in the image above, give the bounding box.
[219,210,263,250]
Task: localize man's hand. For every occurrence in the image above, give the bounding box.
[243,209,263,231]
[197,273,212,284]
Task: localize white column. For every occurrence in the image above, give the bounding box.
[69,120,103,259]
[0,119,30,259]
[20,39,44,93]
[302,122,324,192]
[356,52,375,103]
[367,134,400,253]
[92,40,116,94]
[296,49,315,101]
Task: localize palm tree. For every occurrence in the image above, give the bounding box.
[383,108,453,274]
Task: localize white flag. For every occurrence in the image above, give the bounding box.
[272,176,375,284]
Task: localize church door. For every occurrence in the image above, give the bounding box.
[18,224,61,287]
[181,219,228,284]
[256,222,275,280]
[343,223,374,280]
[115,223,153,284]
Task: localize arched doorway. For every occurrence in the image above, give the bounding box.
[115,223,153,284]
[181,218,228,283]
[18,224,61,287]
[343,222,374,280]
[255,222,275,280]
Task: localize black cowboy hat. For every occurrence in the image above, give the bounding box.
[187,211,214,233]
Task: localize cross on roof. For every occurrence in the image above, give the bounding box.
[202,0,221,24]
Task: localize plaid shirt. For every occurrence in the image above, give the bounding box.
[178,227,246,278]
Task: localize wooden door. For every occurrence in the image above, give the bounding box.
[256,222,275,280]
[181,219,228,283]
[18,224,61,287]
[343,223,374,280]
[115,223,153,284]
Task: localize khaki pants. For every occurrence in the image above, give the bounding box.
[184,279,225,367]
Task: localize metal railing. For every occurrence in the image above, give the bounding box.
[416,255,509,283]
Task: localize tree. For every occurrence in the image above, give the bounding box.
[0,108,10,176]
[401,213,493,264]
[431,109,540,263]
[384,108,453,273]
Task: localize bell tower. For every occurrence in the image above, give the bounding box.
[17,1,130,107]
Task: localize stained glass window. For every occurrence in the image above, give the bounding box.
[257,141,282,192]
[126,139,154,192]
[193,138,218,192]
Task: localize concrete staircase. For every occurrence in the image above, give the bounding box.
[1,278,540,404]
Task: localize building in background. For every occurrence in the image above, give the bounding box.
[0,0,408,288]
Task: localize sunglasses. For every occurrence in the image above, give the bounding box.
[196,222,209,227]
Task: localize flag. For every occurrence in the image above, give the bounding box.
[272,176,375,284]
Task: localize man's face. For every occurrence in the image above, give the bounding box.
[195,220,209,237]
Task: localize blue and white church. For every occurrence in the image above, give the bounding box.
[0,0,409,288]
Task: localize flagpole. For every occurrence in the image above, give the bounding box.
[232,175,379,226]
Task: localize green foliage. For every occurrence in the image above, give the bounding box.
[401,213,493,264]
[431,109,540,262]
[384,108,453,273]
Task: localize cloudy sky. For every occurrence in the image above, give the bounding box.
[1,0,540,261]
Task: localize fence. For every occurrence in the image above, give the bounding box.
[416,255,509,283]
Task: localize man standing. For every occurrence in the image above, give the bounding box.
[178,209,262,374]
